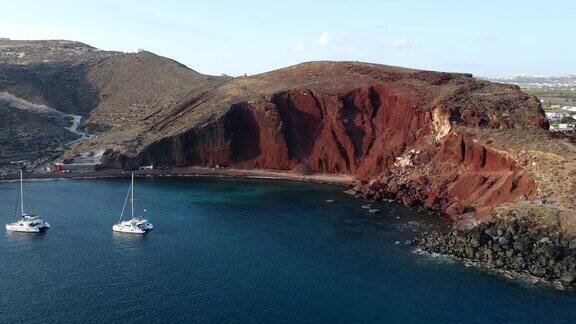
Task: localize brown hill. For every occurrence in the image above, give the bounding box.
[2,39,571,231]
[0,39,230,166]
[83,61,549,223]
[4,40,576,285]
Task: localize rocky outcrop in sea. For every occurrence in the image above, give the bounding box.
[414,216,576,289]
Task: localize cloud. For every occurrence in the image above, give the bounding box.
[391,39,413,49]
[319,32,331,47]
[292,41,307,53]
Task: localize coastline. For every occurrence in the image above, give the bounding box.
[413,216,576,290]
[413,248,567,290]
[0,166,355,186]
[343,185,576,290]
[5,165,575,290]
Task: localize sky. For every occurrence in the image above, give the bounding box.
[1,0,574,77]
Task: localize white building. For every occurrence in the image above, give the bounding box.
[558,123,576,131]
[546,112,564,121]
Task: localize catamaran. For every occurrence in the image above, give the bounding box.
[5,170,51,233]
[113,173,153,234]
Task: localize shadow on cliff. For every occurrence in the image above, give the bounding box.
[223,103,261,163]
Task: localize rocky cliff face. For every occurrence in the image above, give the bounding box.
[98,62,547,220]
[0,39,554,223]
[4,39,576,286]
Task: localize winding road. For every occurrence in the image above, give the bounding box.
[0,91,93,145]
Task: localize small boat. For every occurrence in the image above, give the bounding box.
[5,170,51,233]
[113,173,153,234]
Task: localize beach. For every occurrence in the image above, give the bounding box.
[0,166,355,186]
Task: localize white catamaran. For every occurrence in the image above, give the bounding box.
[5,170,51,233]
[113,173,153,234]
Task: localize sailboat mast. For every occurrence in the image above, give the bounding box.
[20,170,24,216]
[131,173,135,218]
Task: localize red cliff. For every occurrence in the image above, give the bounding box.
[85,61,548,221]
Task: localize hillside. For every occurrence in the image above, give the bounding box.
[0,39,554,222]
[0,39,552,219]
[75,61,547,220]
[0,101,77,174]
[5,38,576,285]
[0,39,230,168]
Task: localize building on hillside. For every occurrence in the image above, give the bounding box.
[550,123,576,132]
[545,112,564,121]
[53,162,99,173]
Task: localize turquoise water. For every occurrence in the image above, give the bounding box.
[0,177,575,323]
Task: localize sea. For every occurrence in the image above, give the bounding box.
[0,177,575,323]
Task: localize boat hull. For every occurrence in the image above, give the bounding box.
[6,221,50,233]
[112,218,152,234]
[112,224,146,234]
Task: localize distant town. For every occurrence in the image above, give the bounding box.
[488,75,576,133]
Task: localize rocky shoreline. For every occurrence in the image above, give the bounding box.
[343,182,576,290]
[413,216,576,290]
[5,165,574,289]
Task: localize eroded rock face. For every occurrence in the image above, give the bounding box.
[8,59,535,223]
[135,85,427,173]
[118,63,546,219]
[0,40,554,224]
[364,132,538,217]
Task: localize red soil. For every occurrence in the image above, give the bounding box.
[100,62,548,220]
